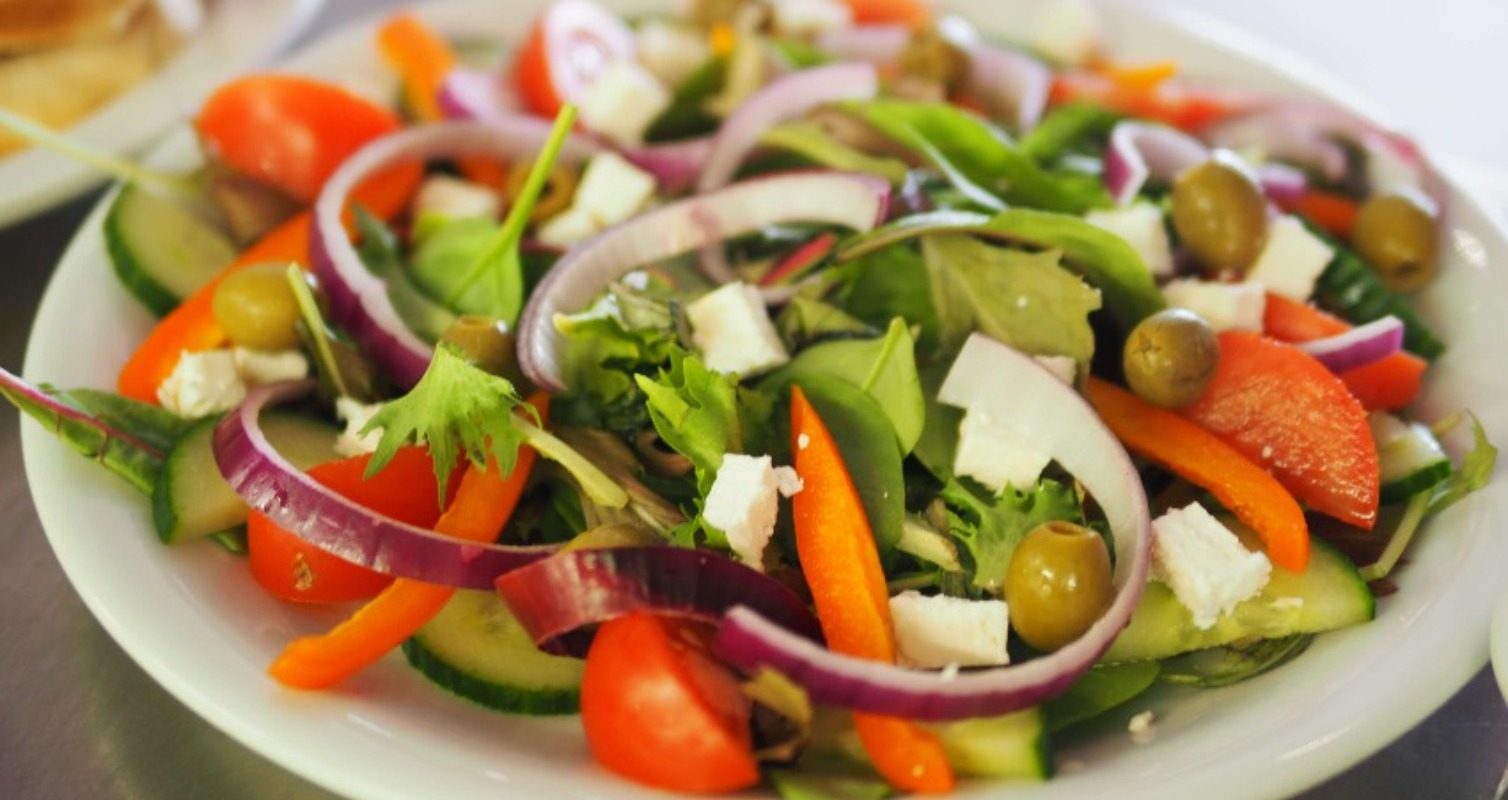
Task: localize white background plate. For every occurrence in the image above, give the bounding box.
[19,1,1508,798]
[0,0,325,228]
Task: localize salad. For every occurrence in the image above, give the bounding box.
[3,0,1498,796]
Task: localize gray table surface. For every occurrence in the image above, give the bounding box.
[3,1,1508,798]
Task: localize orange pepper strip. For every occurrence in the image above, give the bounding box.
[1292,190,1360,239]
[789,386,955,794]
[1094,59,1179,93]
[1085,378,1310,572]
[268,394,548,690]
[115,162,423,404]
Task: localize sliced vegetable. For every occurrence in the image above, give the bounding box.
[1181,332,1381,530]
[1261,293,1426,410]
[1310,227,1445,361]
[1372,412,1452,504]
[839,0,933,25]
[1085,378,1310,572]
[512,0,634,118]
[1290,190,1359,239]
[1294,315,1403,374]
[376,13,457,123]
[1102,120,1206,205]
[105,182,237,316]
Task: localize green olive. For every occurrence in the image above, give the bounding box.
[898,26,970,94]
[1122,309,1219,408]
[211,262,306,350]
[559,524,663,553]
[1352,191,1439,293]
[439,316,524,383]
[1004,521,1114,652]
[1171,152,1269,276]
[504,160,580,223]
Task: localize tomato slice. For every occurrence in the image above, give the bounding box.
[1181,331,1381,530]
[248,447,456,604]
[512,0,634,118]
[580,612,760,794]
[840,0,934,26]
[196,75,406,204]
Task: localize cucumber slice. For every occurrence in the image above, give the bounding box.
[1103,536,1374,663]
[105,182,237,316]
[932,708,1050,781]
[1371,411,1452,503]
[152,412,340,544]
[403,590,584,715]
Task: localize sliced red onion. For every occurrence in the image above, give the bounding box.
[815,24,910,63]
[1103,121,1208,205]
[437,67,520,122]
[213,381,558,588]
[1296,315,1404,373]
[1255,162,1308,208]
[714,333,1152,720]
[518,171,891,392]
[311,121,600,389]
[696,62,879,192]
[968,44,1052,134]
[494,546,824,657]
[622,136,714,193]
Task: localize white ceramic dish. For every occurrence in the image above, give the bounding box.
[18,1,1508,798]
[0,0,325,228]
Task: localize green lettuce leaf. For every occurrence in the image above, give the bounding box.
[830,242,939,351]
[775,295,878,351]
[941,478,1083,593]
[635,349,747,492]
[922,233,1102,362]
[554,286,683,437]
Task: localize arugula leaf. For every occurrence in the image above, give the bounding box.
[848,99,1112,213]
[760,121,910,185]
[635,349,746,492]
[775,295,877,351]
[921,234,1103,362]
[941,478,1083,593]
[364,344,535,503]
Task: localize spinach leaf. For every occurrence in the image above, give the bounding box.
[645,57,726,143]
[760,121,911,185]
[1043,661,1161,733]
[775,295,877,351]
[352,205,457,343]
[796,376,907,555]
[830,241,939,351]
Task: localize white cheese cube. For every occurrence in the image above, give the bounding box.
[537,152,658,246]
[1245,215,1335,301]
[636,20,711,87]
[1085,203,1175,277]
[1033,354,1077,385]
[702,454,802,571]
[578,60,671,147]
[157,349,247,418]
[889,591,1011,669]
[954,407,1050,493]
[412,174,501,222]
[334,397,386,458]
[233,348,310,385]
[770,0,853,37]
[1159,279,1266,332]
[1027,0,1104,66]
[686,282,790,377]
[535,208,600,248]
[1151,503,1272,630]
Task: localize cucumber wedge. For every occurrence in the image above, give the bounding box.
[152,413,340,544]
[403,590,584,715]
[1372,411,1452,503]
[106,182,237,316]
[932,708,1050,781]
[1103,536,1374,663]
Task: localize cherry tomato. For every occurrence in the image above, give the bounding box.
[247,447,456,603]
[580,612,760,794]
[512,0,634,118]
[196,75,406,203]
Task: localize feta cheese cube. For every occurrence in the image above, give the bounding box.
[233,348,309,385]
[770,0,853,37]
[412,174,501,222]
[1159,279,1266,332]
[1027,0,1103,66]
[157,349,246,418]
[1151,503,1272,630]
[889,591,1011,668]
[635,20,710,87]
[702,454,802,571]
[686,282,790,377]
[1245,215,1335,301]
[1085,203,1175,277]
[1033,354,1077,385]
[537,152,658,246]
[578,61,670,147]
[953,407,1051,493]
[334,397,386,458]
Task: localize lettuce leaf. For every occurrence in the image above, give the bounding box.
[941,478,1083,593]
[635,349,749,492]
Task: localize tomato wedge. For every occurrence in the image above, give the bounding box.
[248,447,456,604]
[1181,331,1380,530]
[512,0,634,118]
[839,0,934,26]
[580,612,760,794]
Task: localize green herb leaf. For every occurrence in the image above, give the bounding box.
[352,205,457,343]
[635,349,746,492]
[941,478,1083,593]
[760,121,910,185]
[1043,661,1161,733]
[775,295,878,351]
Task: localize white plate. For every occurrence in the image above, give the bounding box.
[0,0,325,228]
[19,1,1508,798]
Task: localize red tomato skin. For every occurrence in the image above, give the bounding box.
[1181,331,1381,530]
[580,613,760,794]
[511,1,634,118]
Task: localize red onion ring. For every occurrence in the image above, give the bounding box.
[696,62,879,192]
[967,44,1052,134]
[713,333,1152,720]
[517,170,892,393]
[1296,315,1404,373]
[816,24,910,64]
[1103,121,1208,205]
[437,67,519,122]
[212,381,558,588]
[621,136,714,194]
[311,121,601,389]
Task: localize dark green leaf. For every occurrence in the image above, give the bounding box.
[1158,635,1313,688]
[1044,661,1161,732]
